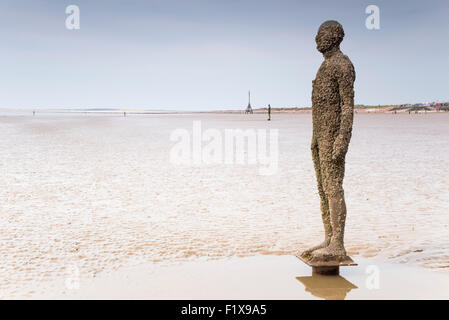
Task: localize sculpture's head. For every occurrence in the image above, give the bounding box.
[315,20,344,54]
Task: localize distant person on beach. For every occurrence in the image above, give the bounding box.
[268,104,271,121]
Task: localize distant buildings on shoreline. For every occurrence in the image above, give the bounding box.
[239,101,449,114]
[242,95,449,114]
[390,102,449,113]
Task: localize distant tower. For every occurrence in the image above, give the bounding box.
[245,90,253,114]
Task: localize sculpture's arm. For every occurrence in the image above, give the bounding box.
[332,63,355,160]
[311,79,318,150]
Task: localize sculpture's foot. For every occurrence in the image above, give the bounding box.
[299,241,329,261]
[309,244,348,264]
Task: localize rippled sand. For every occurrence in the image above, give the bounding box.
[1,112,448,298]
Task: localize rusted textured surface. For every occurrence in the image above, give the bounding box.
[301,21,356,263]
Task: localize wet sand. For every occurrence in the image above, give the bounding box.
[26,255,449,299]
[0,112,448,298]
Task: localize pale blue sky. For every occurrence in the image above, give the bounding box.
[1,0,448,110]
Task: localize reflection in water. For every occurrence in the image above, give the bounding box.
[296,275,358,300]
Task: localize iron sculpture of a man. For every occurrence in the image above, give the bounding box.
[301,20,356,263]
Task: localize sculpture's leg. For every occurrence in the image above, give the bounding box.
[300,144,332,260]
[327,189,347,255]
[312,159,348,260]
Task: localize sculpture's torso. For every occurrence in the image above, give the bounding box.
[312,52,355,142]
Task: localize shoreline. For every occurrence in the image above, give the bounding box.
[1,107,448,115]
[17,255,449,300]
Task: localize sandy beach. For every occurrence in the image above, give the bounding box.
[1,111,448,299]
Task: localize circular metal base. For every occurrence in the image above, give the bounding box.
[312,266,340,275]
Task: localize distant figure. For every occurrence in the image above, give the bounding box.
[301,20,356,264]
[268,104,271,121]
[33,110,35,116]
[124,112,126,117]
